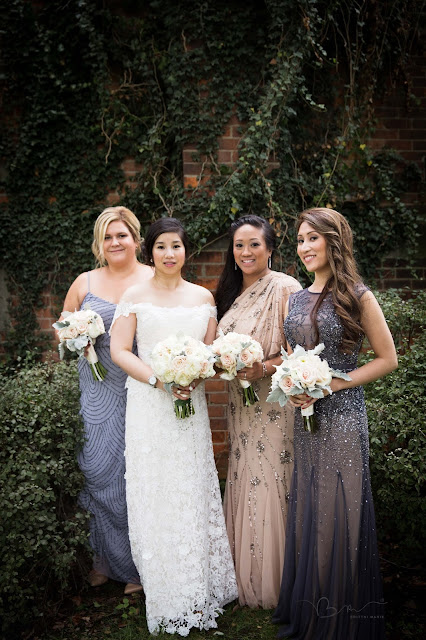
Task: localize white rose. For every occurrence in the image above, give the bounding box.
[240,348,256,367]
[278,375,295,394]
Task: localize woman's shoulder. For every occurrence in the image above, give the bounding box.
[120,281,151,303]
[184,281,215,306]
[270,270,303,292]
[63,271,90,311]
[136,263,154,280]
[354,281,370,299]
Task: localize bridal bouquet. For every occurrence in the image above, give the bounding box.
[211,330,264,407]
[53,307,107,381]
[150,333,216,419]
[266,343,351,433]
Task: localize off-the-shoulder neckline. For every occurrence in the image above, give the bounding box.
[118,301,216,311]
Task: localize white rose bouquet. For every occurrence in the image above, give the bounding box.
[266,343,351,433]
[150,332,216,419]
[211,330,264,407]
[53,306,107,381]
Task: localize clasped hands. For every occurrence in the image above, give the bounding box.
[235,361,265,383]
[168,379,202,400]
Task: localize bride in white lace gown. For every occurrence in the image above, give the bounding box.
[110,219,238,636]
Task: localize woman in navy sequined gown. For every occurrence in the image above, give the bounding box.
[272,208,397,640]
[61,206,152,594]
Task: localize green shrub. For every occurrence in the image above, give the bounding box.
[365,290,426,563]
[0,357,89,637]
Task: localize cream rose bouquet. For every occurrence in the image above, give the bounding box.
[53,306,107,381]
[211,330,264,407]
[150,333,216,419]
[266,343,351,433]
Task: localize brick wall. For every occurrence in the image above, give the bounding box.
[4,42,425,473]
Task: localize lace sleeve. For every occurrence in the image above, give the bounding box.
[109,301,136,335]
[208,305,218,320]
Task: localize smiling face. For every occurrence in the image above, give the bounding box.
[296,221,331,276]
[152,232,186,274]
[103,220,138,265]
[233,224,271,280]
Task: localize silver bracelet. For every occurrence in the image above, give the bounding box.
[262,362,268,378]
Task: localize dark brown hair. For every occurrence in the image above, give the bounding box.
[142,218,189,264]
[297,207,363,352]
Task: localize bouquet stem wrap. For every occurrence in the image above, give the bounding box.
[173,397,195,419]
[301,404,318,434]
[239,379,260,407]
[86,344,108,382]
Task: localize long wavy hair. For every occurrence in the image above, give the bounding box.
[297,207,364,352]
[215,215,276,321]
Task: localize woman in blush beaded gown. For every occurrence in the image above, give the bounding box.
[272,208,398,640]
[61,206,152,594]
[215,215,302,609]
[110,218,237,637]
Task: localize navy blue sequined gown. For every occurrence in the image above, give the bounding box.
[273,288,385,640]
[77,291,139,584]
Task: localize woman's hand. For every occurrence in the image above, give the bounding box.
[289,393,316,409]
[162,380,199,400]
[236,362,264,382]
[289,378,344,409]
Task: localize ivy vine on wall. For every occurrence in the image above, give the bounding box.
[0,0,421,360]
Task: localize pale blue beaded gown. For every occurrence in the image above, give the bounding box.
[77,280,139,584]
[273,287,385,640]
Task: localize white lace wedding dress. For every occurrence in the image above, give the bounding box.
[112,302,238,636]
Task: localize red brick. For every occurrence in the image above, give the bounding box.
[183,176,199,189]
[205,379,227,392]
[213,442,229,454]
[205,264,224,277]
[207,405,226,418]
[106,192,120,204]
[183,150,198,163]
[384,279,413,288]
[38,317,56,330]
[228,114,243,126]
[206,392,229,404]
[372,129,399,140]
[399,129,426,140]
[211,431,227,444]
[210,418,229,430]
[191,277,216,290]
[380,118,411,129]
[395,151,424,162]
[385,140,413,151]
[192,251,225,264]
[183,162,203,175]
[218,137,240,151]
[412,141,426,150]
[217,150,233,164]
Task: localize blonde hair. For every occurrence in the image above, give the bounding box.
[296,207,363,352]
[92,206,142,267]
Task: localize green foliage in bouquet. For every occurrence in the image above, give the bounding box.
[0,358,89,637]
[364,290,426,564]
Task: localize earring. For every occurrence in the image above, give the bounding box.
[268,256,272,268]
[234,261,237,270]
